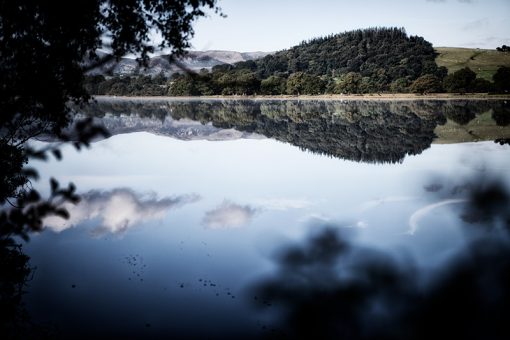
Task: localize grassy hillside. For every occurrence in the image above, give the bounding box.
[435,47,510,81]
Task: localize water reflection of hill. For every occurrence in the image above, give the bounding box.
[77,99,509,163]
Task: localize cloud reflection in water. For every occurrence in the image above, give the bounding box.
[202,198,314,230]
[202,200,258,229]
[43,188,200,235]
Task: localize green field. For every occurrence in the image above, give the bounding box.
[435,47,510,81]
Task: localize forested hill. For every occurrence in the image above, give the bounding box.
[255,27,441,80]
[85,27,510,96]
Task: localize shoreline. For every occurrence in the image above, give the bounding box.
[94,93,510,102]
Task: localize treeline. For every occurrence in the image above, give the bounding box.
[85,65,510,96]
[409,66,509,94]
[497,45,510,52]
[84,73,168,96]
[84,27,510,96]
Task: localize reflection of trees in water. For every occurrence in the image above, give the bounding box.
[80,99,503,163]
[492,101,510,126]
[258,101,445,164]
[495,138,510,145]
[249,177,510,339]
[443,104,477,125]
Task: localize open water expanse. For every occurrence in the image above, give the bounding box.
[23,98,510,338]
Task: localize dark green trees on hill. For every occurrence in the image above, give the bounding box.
[260,75,287,95]
[84,27,510,96]
[496,45,510,52]
[257,27,442,86]
[493,66,510,93]
[86,27,446,95]
[443,67,477,93]
[285,72,325,95]
[409,74,443,94]
[220,27,445,95]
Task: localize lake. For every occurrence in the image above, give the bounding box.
[23,98,510,338]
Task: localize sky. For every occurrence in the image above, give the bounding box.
[188,0,510,52]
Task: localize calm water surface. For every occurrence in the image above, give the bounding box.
[24,99,510,338]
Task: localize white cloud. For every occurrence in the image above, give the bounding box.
[44,188,200,235]
[202,201,257,229]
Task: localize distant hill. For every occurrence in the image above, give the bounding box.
[435,47,510,81]
[87,50,270,77]
[85,28,510,96]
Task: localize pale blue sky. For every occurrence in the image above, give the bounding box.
[188,0,510,51]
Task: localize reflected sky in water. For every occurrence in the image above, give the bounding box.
[24,99,510,337]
